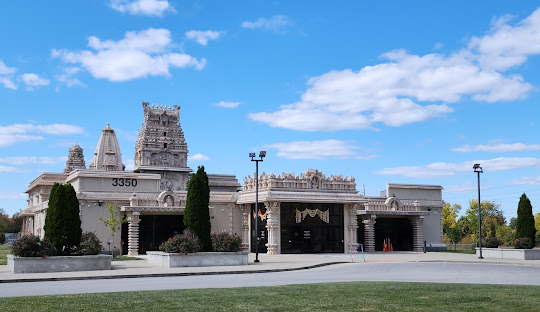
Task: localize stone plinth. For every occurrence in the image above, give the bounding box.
[147,251,248,267]
[477,248,540,260]
[7,254,112,273]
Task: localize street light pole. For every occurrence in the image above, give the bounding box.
[250,151,266,263]
[473,164,483,259]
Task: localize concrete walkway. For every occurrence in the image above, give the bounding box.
[1,251,539,283]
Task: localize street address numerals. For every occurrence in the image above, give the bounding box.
[112,178,137,187]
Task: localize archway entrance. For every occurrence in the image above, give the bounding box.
[374,218,413,251]
[136,214,185,254]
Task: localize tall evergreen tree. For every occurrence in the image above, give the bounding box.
[44,183,82,253]
[184,166,211,251]
[516,193,536,247]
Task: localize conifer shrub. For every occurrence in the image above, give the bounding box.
[11,234,56,257]
[211,232,242,252]
[184,166,211,251]
[515,194,536,247]
[159,234,201,254]
[44,183,82,253]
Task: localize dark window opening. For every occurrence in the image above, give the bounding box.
[163,132,167,136]
[164,143,168,148]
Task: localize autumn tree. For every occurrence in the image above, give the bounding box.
[442,203,461,233]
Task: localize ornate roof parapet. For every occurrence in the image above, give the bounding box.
[89,123,124,171]
[64,142,86,173]
[243,169,357,193]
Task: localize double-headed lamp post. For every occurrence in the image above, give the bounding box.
[473,163,483,259]
[250,151,266,263]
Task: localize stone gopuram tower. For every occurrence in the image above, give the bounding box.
[64,142,86,173]
[134,102,192,191]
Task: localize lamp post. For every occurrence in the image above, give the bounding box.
[250,151,266,263]
[473,163,483,259]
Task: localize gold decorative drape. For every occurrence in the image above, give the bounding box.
[295,208,330,224]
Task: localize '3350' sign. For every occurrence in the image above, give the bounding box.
[112,178,138,187]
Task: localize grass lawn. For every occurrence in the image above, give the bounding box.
[0,243,11,265]
[0,281,539,311]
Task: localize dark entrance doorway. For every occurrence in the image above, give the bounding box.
[136,214,184,254]
[280,203,344,253]
[250,204,267,253]
[374,218,413,251]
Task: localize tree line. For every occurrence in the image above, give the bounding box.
[443,193,539,248]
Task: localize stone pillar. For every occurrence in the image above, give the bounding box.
[127,212,141,256]
[265,201,280,255]
[227,203,235,234]
[346,204,359,253]
[363,215,377,252]
[241,204,250,251]
[412,215,425,252]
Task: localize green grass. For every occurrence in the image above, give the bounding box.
[0,282,539,311]
[112,256,143,261]
[0,243,11,265]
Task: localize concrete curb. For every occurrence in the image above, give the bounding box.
[0,261,348,284]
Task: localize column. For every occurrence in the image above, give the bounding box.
[265,201,280,255]
[346,204,359,254]
[412,215,425,252]
[241,204,250,251]
[363,215,377,252]
[227,203,235,234]
[127,211,141,256]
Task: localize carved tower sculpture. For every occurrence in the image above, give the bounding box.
[89,123,124,171]
[64,142,86,173]
[134,102,192,191]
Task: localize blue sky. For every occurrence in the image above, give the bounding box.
[1,1,540,221]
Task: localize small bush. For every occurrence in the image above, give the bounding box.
[513,237,535,249]
[0,233,5,244]
[483,237,501,248]
[159,234,200,254]
[211,231,242,252]
[11,234,56,257]
[75,232,102,255]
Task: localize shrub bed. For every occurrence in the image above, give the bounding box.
[11,234,56,257]
[211,232,242,252]
[514,237,534,249]
[75,232,102,255]
[159,234,200,254]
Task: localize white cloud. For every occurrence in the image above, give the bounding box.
[264,140,373,160]
[56,67,86,88]
[453,143,540,153]
[0,123,84,147]
[249,9,540,132]
[124,159,135,171]
[19,73,50,90]
[185,30,222,46]
[0,192,26,199]
[0,166,19,173]
[52,28,206,82]
[375,157,540,178]
[109,0,175,17]
[215,101,240,108]
[189,154,210,161]
[469,9,540,70]
[241,15,291,32]
[0,60,17,89]
[511,175,540,185]
[0,156,66,165]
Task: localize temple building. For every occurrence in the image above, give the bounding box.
[21,102,446,255]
